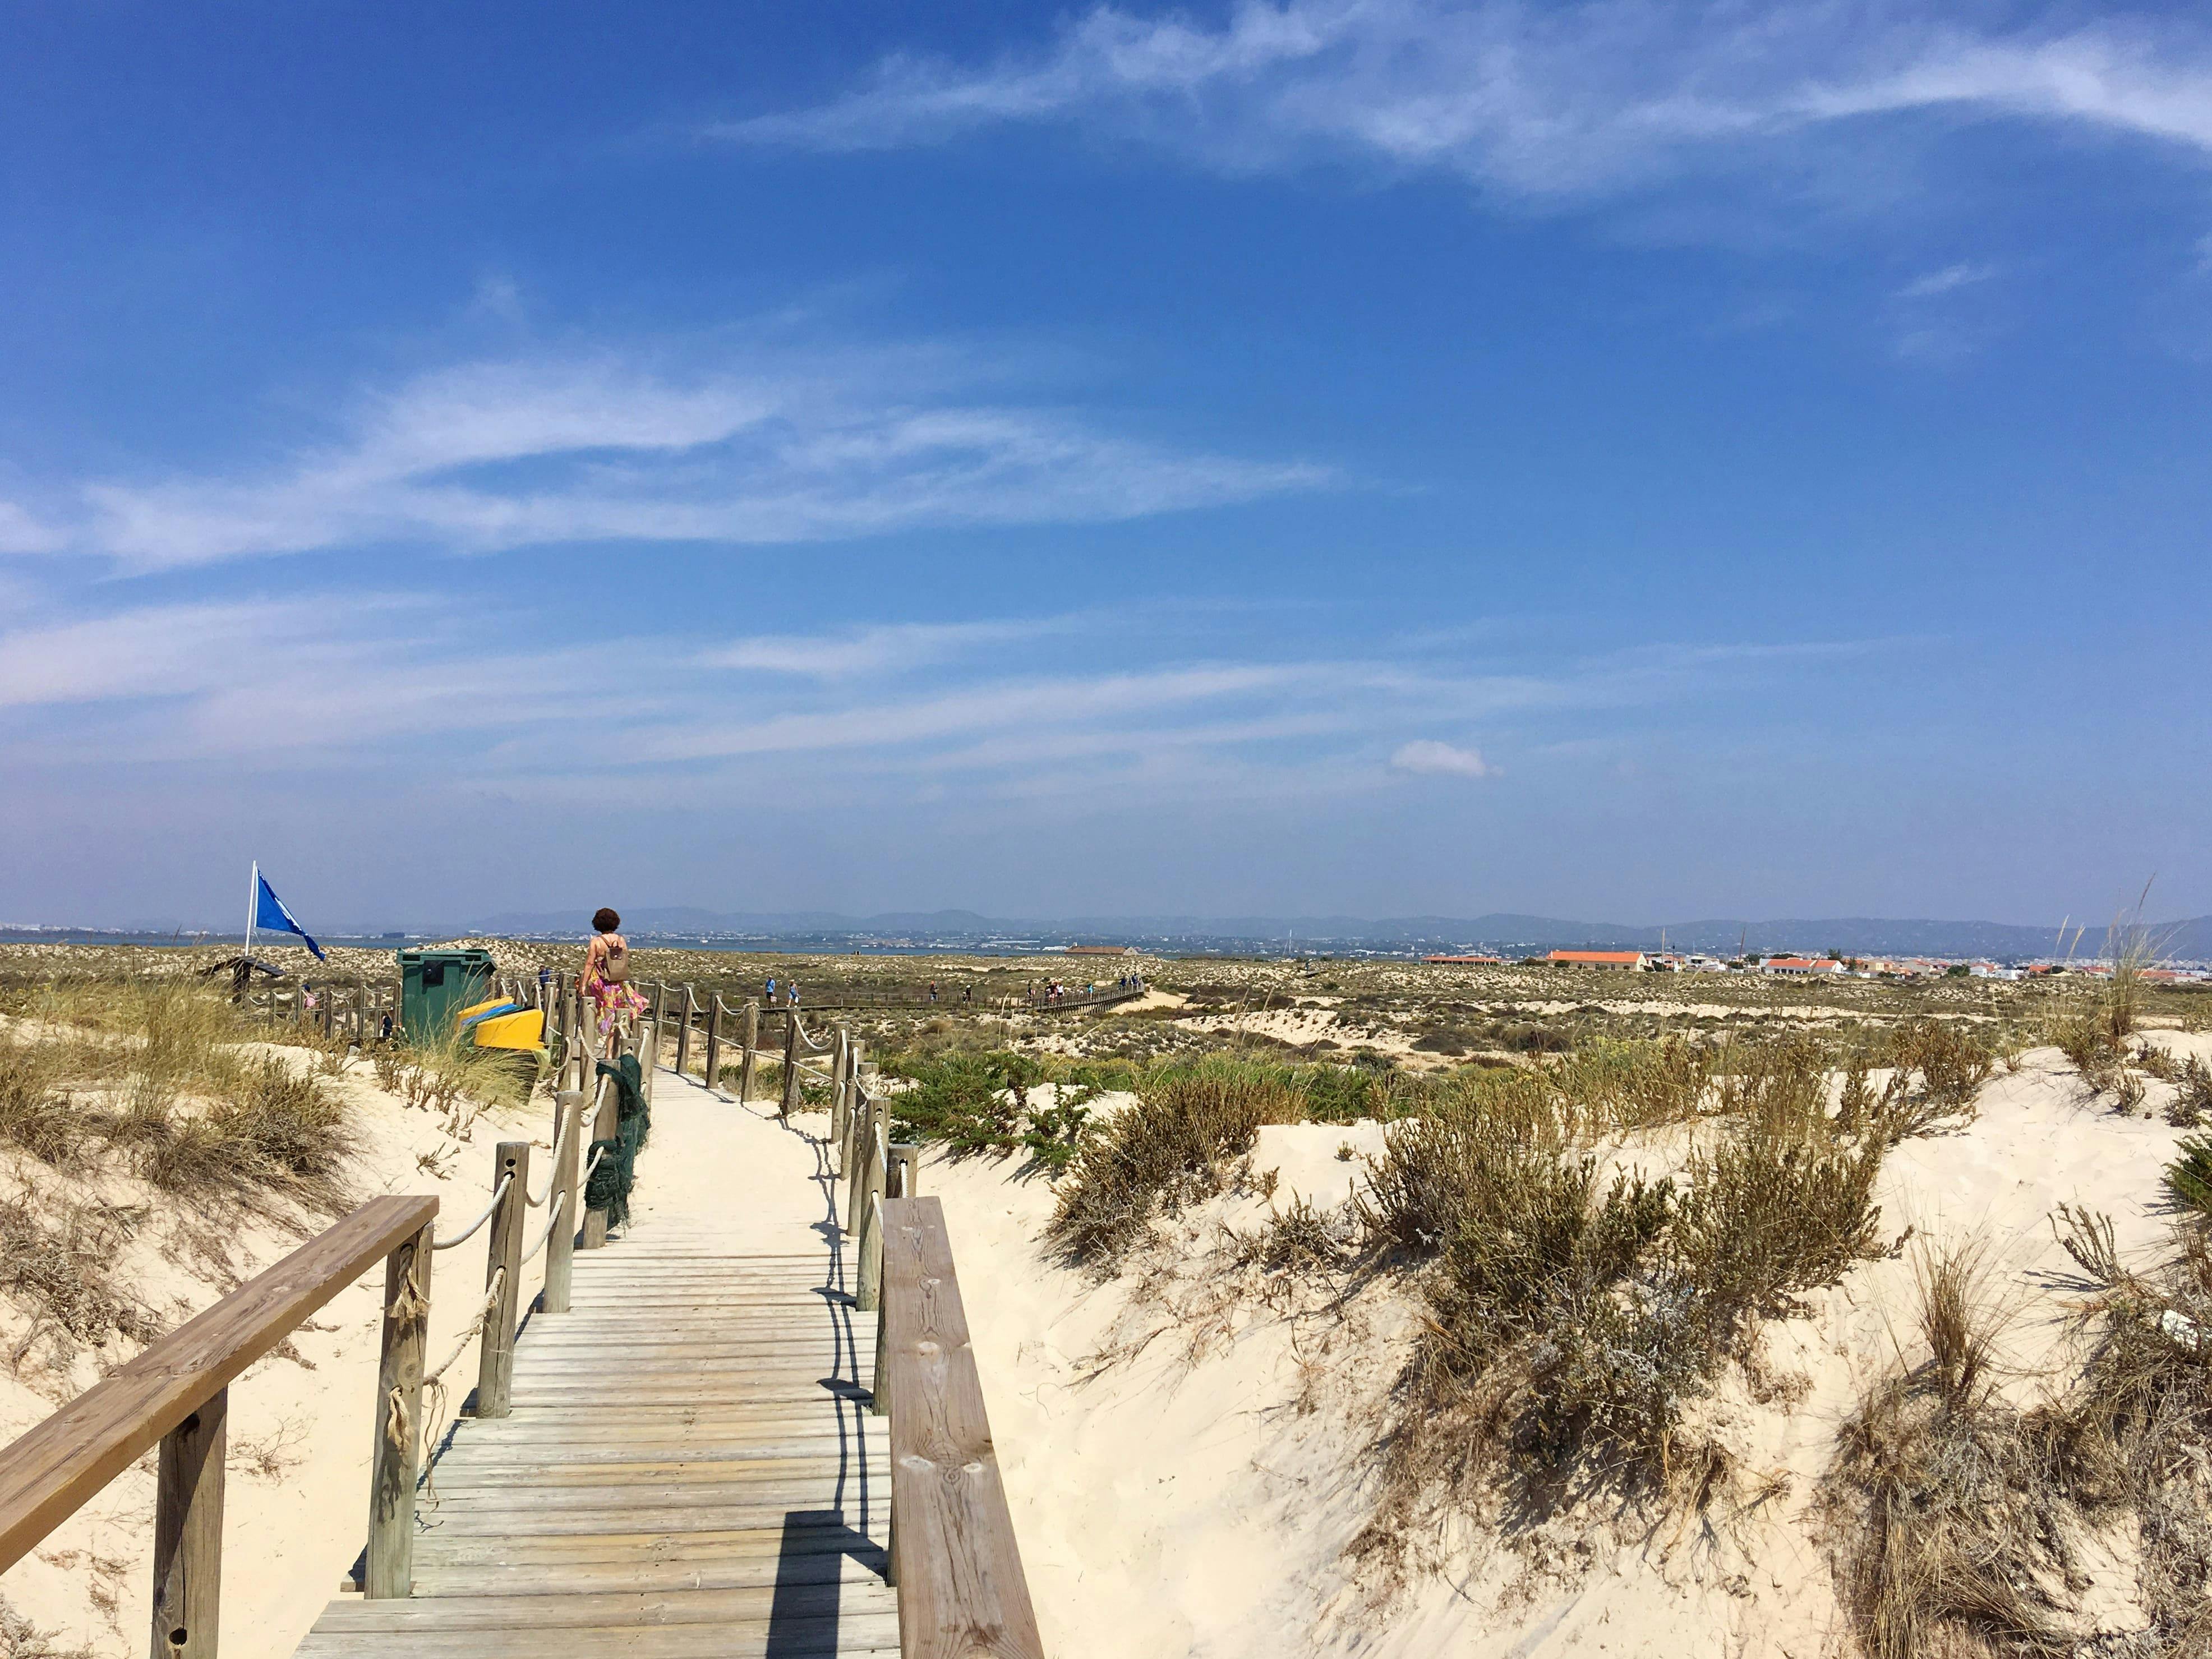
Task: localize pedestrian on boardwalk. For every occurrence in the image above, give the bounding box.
[583,907,647,1036]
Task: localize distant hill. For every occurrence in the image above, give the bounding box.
[462,907,2212,962]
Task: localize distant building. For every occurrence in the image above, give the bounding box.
[1424,953,1505,965]
[1761,956,1846,977]
[1546,950,1645,970]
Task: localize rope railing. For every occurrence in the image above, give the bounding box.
[519,1190,566,1265]
[430,1173,511,1249]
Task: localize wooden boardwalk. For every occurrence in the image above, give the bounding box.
[0,1010,1041,1659]
[294,1070,897,1657]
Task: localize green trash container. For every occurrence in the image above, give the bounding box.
[397,948,496,1043]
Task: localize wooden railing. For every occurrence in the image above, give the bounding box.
[0,1196,436,1653]
[0,1031,631,1653]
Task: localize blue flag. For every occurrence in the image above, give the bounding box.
[254,873,326,961]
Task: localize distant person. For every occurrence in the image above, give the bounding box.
[962,984,971,1004]
[766,975,777,1004]
[929,980,938,1002]
[787,980,801,1011]
[584,907,647,1036]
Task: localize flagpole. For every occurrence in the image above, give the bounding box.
[244,860,257,971]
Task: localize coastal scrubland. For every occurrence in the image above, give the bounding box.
[3,938,2209,1656]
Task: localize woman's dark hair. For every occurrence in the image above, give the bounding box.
[592,907,620,933]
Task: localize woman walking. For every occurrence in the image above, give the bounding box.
[583,907,647,1037]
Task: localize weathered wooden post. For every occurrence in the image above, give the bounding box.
[703,997,723,1093]
[841,1045,869,1174]
[890,1142,920,1200]
[580,1069,618,1251]
[737,1000,759,1102]
[541,1093,583,1314]
[366,1214,432,1598]
[855,1129,887,1314]
[844,1085,878,1239]
[829,1029,851,1150]
[637,1007,658,1105]
[149,1387,227,1658]
[673,986,693,1079]
[779,1008,801,1118]
[474,1141,528,1419]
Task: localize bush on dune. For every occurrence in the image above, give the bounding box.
[1047,1059,1307,1267]
[1358,1039,1897,1536]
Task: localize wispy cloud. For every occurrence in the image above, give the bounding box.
[1897,261,1998,298]
[0,500,64,555]
[0,591,1888,807]
[716,2,2212,200]
[41,341,1325,572]
[700,615,1086,678]
[1391,738,1496,778]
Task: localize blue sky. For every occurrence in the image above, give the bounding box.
[3,1,2208,929]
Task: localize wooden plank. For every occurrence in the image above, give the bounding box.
[309,1581,896,1630]
[413,1521,885,1566]
[0,1193,436,1574]
[425,1466,891,1497]
[293,1617,900,1659]
[413,1502,887,1536]
[430,1434,878,1466]
[418,1474,887,1511]
[883,1194,1047,1659]
[411,1550,883,1595]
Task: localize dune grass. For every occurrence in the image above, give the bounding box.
[1830,1210,2212,1657]
[1354,1042,1893,1528]
[1046,1058,1312,1265]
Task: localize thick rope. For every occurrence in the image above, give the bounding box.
[519,1189,566,1264]
[431,1174,511,1249]
[415,1268,508,1505]
[523,1105,579,1206]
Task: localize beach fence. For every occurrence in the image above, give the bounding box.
[0,999,1044,1659]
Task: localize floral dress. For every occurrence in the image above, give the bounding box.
[583,932,648,1033]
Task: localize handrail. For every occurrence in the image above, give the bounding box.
[878,1195,1045,1658]
[0,1193,438,1574]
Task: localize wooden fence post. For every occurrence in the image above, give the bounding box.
[829,1030,851,1151]
[673,987,693,1079]
[473,1141,528,1420]
[845,1057,871,1177]
[541,1093,583,1314]
[845,1086,878,1241]
[703,997,723,1094]
[581,1076,617,1251]
[366,1218,432,1598]
[890,1143,920,1200]
[779,1010,801,1118]
[149,1385,225,1659]
[737,1001,759,1102]
[855,1130,887,1314]
[637,1009,658,1105]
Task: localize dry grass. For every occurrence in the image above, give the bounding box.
[0,977,364,1369]
[0,1191,164,1378]
[1353,1038,1897,1557]
[0,1598,99,1659]
[1047,1059,1307,1266]
[1829,1214,2212,1657]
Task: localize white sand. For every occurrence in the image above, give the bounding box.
[920,1039,2209,1657]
